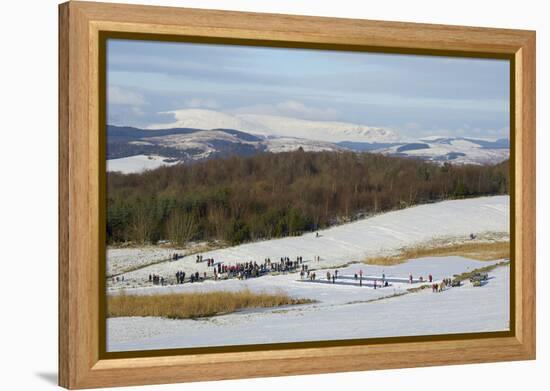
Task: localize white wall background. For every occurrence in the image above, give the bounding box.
[0,0,546,389]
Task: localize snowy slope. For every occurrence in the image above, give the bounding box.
[106,155,179,174]
[107,125,349,173]
[149,131,345,154]
[373,137,509,165]
[237,113,400,143]
[262,137,346,153]
[148,109,269,133]
[148,109,400,143]
[147,129,263,159]
[107,261,509,351]
[109,196,509,288]
[108,120,508,173]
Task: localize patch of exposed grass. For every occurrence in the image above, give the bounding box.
[452,260,510,283]
[365,240,509,266]
[107,290,315,319]
[406,284,433,293]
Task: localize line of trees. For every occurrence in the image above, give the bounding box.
[107,150,509,245]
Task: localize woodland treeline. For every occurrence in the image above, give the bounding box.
[107,151,509,245]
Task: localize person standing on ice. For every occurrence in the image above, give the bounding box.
[409,273,413,284]
[429,274,433,283]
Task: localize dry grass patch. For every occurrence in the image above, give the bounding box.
[452,260,510,282]
[107,290,314,319]
[365,241,509,266]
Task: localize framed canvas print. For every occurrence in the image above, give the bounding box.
[59,1,536,389]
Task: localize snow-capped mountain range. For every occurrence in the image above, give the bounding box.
[148,109,400,143]
[107,110,509,174]
[375,137,509,165]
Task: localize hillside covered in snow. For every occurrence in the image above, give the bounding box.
[106,196,510,351]
[148,109,400,143]
[374,137,510,165]
[107,127,509,175]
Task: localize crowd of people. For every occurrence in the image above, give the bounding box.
[125,252,459,293]
[175,270,185,284]
[141,254,313,286]
[432,277,455,292]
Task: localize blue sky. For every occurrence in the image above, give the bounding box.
[107,39,510,140]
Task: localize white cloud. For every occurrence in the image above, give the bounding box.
[108,85,145,105]
[231,100,339,121]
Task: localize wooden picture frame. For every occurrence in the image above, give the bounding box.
[59,1,536,388]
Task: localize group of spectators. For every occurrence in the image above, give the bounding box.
[144,254,313,286]
[432,277,454,292]
[149,274,164,285]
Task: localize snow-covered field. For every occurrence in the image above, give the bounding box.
[107,241,221,279]
[107,246,180,277]
[107,259,509,351]
[106,196,510,352]
[107,196,509,289]
[107,154,178,174]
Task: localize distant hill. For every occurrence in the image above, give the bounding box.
[107,123,510,174]
[107,125,346,173]
[369,137,510,165]
[147,109,401,143]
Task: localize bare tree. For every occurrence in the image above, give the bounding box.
[130,203,152,244]
[207,206,226,239]
[166,209,197,246]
